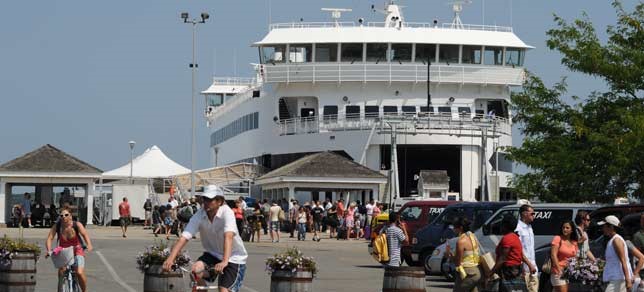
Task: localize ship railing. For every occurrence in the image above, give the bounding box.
[262,63,525,86]
[277,113,511,136]
[268,21,512,32]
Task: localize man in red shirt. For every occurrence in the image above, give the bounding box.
[119,197,131,238]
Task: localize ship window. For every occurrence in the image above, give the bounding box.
[289,44,312,63]
[438,44,459,64]
[415,44,437,63]
[484,46,503,65]
[323,106,338,121]
[315,43,338,62]
[341,43,363,63]
[366,43,387,63]
[345,105,361,120]
[261,45,286,64]
[458,107,471,117]
[402,106,416,115]
[365,106,380,118]
[420,106,435,116]
[390,44,412,63]
[462,45,482,64]
[438,106,452,115]
[208,94,224,107]
[383,106,398,115]
[505,48,525,67]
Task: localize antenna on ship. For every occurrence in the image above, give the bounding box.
[321,8,352,27]
[448,0,471,29]
[372,1,405,28]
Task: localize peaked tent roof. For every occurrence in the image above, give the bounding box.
[258,151,386,180]
[0,144,102,173]
[102,145,190,179]
[419,170,450,185]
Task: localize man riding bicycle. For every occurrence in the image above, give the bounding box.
[163,185,248,292]
[45,206,93,292]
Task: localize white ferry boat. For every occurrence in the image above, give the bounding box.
[201,2,532,203]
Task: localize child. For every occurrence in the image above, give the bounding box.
[353,214,363,240]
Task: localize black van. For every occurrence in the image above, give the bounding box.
[411,201,512,272]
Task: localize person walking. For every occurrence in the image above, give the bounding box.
[550,220,579,292]
[327,205,338,239]
[118,197,131,238]
[164,203,174,240]
[251,204,262,242]
[232,200,245,235]
[143,198,152,229]
[345,202,356,240]
[311,201,324,242]
[452,217,482,292]
[380,212,408,267]
[269,201,282,243]
[21,193,34,228]
[515,204,538,292]
[163,185,248,292]
[152,205,162,237]
[289,200,299,238]
[574,211,596,260]
[261,199,270,235]
[297,206,308,241]
[600,215,633,292]
[490,216,527,291]
[365,200,375,228]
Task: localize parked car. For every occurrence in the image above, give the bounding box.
[398,200,457,265]
[412,201,512,274]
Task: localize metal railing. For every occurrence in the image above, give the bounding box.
[210,77,257,86]
[277,113,511,136]
[262,63,525,85]
[269,21,512,32]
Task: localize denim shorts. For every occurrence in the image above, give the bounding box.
[73,255,85,268]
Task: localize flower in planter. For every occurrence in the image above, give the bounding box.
[0,235,41,267]
[562,257,605,287]
[265,247,317,276]
[135,239,191,273]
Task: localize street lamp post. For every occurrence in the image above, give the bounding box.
[128,141,136,183]
[181,12,209,197]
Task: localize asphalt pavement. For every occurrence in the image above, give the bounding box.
[1,226,453,292]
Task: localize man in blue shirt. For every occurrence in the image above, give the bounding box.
[21,193,33,228]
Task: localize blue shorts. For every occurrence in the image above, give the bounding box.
[73,255,85,269]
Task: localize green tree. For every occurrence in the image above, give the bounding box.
[508,1,644,202]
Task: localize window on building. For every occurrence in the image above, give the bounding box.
[484,46,503,65]
[415,44,437,63]
[505,48,525,67]
[208,94,224,107]
[345,105,361,120]
[289,44,312,63]
[402,106,416,115]
[315,43,338,62]
[365,106,379,118]
[390,44,412,63]
[341,43,363,63]
[261,45,286,64]
[323,105,338,121]
[438,44,459,64]
[438,106,451,116]
[462,45,482,64]
[366,43,388,62]
[458,107,471,117]
[420,106,435,116]
[383,106,398,115]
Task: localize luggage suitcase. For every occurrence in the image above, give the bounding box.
[336,226,347,239]
[241,225,252,242]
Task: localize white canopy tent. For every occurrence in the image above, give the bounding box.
[101,145,190,223]
[102,145,190,179]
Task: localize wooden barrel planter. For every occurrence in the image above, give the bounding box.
[143,265,186,292]
[0,252,37,292]
[270,269,313,292]
[382,266,425,292]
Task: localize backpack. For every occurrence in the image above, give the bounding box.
[372,232,389,263]
[178,206,193,223]
[56,220,87,249]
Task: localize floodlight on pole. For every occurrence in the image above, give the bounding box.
[181,11,210,198]
[128,141,136,183]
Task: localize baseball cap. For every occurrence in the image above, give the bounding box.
[199,185,224,199]
[598,215,620,227]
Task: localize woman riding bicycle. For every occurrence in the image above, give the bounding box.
[45,206,93,292]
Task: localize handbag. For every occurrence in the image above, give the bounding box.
[278,209,286,221]
[542,236,563,274]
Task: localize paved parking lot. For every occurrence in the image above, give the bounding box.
[2,226,453,292]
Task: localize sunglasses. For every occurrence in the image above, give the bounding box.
[60,213,70,218]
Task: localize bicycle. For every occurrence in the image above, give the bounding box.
[178,266,219,291]
[48,247,82,292]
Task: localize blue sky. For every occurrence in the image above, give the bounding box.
[0,0,637,171]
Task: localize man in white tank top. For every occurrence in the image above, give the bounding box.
[599,215,633,292]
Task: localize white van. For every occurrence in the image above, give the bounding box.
[475,203,599,255]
